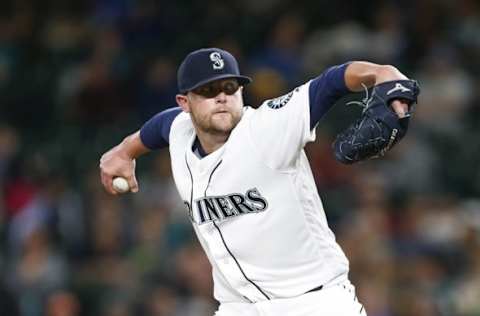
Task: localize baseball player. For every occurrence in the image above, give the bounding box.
[100,48,419,315]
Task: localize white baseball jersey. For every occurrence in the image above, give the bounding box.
[167,80,349,304]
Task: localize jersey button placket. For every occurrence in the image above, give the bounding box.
[200,159,266,302]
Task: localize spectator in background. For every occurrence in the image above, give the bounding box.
[415,47,473,136]
[174,243,216,316]
[7,229,69,316]
[143,283,181,316]
[247,67,287,106]
[67,28,132,132]
[45,290,81,316]
[250,13,305,87]
[136,57,177,121]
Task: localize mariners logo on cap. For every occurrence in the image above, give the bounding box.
[210,52,224,70]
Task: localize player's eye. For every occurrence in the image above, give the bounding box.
[221,81,239,95]
[194,84,218,98]
[193,79,239,98]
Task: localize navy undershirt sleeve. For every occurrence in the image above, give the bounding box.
[139,107,182,149]
[308,63,352,129]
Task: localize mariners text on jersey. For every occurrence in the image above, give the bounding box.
[185,188,268,224]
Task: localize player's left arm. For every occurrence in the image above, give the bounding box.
[309,61,412,129]
[332,62,420,164]
[248,61,416,170]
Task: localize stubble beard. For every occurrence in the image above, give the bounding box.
[192,110,241,136]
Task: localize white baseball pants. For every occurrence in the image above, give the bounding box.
[214,281,367,316]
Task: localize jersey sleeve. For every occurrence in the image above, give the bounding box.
[249,64,351,170]
[309,63,351,129]
[139,107,182,149]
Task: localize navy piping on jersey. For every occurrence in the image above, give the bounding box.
[205,160,271,301]
[184,156,271,301]
[204,159,223,196]
[193,137,208,158]
[185,154,194,212]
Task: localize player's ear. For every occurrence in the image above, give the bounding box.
[176,94,190,113]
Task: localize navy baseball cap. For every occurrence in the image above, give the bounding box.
[177,48,252,94]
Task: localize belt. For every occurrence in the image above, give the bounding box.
[305,285,323,293]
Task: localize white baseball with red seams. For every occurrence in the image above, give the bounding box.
[112,177,129,193]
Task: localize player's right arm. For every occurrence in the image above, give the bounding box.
[99,107,182,194]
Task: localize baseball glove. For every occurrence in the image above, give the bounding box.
[333,79,420,164]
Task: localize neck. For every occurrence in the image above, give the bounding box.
[195,129,229,154]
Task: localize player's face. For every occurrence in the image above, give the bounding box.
[179,79,244,135]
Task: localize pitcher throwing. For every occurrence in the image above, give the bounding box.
[100,48,419,316]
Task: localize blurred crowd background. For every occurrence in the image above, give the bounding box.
[1,0,480,315]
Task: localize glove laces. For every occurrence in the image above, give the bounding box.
[346,83,414,118]
[346,83,373,113]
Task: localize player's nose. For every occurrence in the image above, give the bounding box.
[215,92,227,103]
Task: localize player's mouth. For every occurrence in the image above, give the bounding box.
[213,109,229,115]
[213,112,230,120]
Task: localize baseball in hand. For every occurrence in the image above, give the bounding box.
[112,177,130,193]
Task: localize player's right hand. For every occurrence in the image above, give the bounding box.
[99,145,139,195]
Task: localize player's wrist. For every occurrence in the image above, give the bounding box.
[119,131,150,160]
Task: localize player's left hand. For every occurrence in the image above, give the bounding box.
[333,79,420,164]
